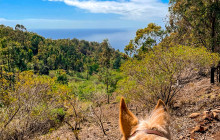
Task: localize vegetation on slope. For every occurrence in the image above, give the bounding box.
[118,46,219,107]
[0,24,124,139]
[0,0,220,139]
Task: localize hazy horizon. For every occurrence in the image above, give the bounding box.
[31,28,136,52]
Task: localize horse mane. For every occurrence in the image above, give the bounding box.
[137,108,170,136]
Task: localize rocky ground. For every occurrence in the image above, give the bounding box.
[33,77,220,140]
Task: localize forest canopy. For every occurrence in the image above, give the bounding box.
[0,24,123,84]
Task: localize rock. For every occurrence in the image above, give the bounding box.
[189,113,201,119]
[194,125,202,132]
[212,109,220,113]
[186,133,191,137]
[179,135,184,139]
[202,111,214,121]
[203,111,209,116]
[212,112,219,119]
[191,125,207,133]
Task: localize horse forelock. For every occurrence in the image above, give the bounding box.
[129,108,170,140]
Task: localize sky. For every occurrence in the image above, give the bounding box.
[0,0,170,29]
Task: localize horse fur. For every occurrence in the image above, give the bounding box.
[119,98,171,140]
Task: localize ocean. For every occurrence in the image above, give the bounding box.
[31,29,136,52]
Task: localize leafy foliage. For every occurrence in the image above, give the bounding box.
[0,24,123,76]
[56,69,68,85]
[125,23,167,57]
[0,71,71,139]
[118,45,220,106]
[168,0,220,52]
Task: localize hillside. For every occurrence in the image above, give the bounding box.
[1,25,220,140]
[32,77,220,140]
[0,25,124,140]
[1,0,220,139]
[0,24,123,74]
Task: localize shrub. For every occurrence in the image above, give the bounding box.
[56,70,68,85]
[51,108,66,122]
[76,72,84,79]
[0,71,71,139]
[69,79,105,101]
[118,46,220,106]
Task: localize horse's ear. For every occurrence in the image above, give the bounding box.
[151,99,169,126]
[154,99,167,112]
[119,97,138,139]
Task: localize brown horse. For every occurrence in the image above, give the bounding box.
[119,98,171,140]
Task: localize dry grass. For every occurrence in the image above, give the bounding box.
[32,77,220,140]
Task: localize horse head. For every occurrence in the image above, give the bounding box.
[119,98,171,140]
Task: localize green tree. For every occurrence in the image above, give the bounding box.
[15,24,26,32]
[56,70,68,85]
[31,34,44,55]
[0,24,123,76]
[99,39,113,104]
[15,24,27,46]
[169,0,220,52]
[113,50,122,69]
[125,23,167,57]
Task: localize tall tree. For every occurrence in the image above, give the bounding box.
[99,39,112,104]
[31,34,44,55]
[169,0,220,52]
[15,24,27,46]
[125,23,167,57]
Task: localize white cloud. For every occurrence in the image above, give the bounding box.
[48,0,168,20]
[0,18,7,21]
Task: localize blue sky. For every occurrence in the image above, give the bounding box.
[0,0,169,29]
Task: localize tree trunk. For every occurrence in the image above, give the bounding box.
[211,67,215,84]
[107,81,109,104]
[100,121,107,135]
[211,1,217,52]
